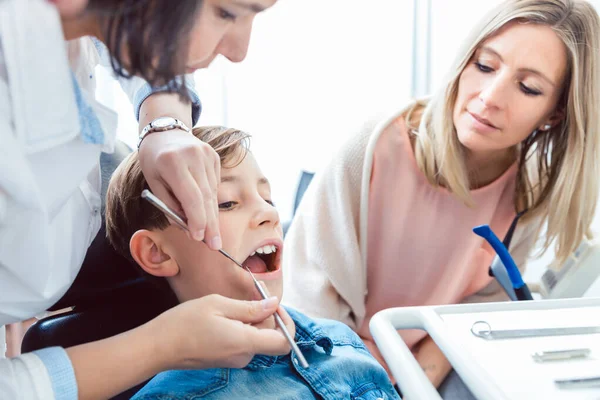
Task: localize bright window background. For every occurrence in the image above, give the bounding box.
[101,0,600,284]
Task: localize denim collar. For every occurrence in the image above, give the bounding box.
[245,307,334,370]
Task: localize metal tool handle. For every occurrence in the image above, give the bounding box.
[472,320,600,340]
[253,279,309,368]
[142,190,242,264]
[142,190,188,230]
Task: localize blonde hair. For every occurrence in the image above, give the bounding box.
[409,0,600,264]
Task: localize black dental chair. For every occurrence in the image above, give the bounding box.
[21,141,176,400]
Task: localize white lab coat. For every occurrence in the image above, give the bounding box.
[0,0,180,397]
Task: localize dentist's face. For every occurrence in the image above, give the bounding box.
[453,22,567,156]
[185,0,278,71]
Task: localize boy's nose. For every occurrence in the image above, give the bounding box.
[252,202,280,229]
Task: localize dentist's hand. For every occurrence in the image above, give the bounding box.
[138,129,222,249]
[152,294,293,370]
[65,294,294,399]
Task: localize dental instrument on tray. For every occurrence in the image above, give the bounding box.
[470,320,600,340]
[141,189,309,368]
[554,375,600,389]
[532,348,591,363]
[473,224,533,300]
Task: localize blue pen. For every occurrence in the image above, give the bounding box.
[473,224,533,301]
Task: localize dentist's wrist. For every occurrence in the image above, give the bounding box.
[138,116,191,149]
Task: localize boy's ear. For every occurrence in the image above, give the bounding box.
[130,230,179,278]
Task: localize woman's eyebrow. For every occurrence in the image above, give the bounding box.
[480,46,557,87]
[231,1,266,13]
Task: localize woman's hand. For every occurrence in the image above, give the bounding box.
[152,294,293,370]
[67,295,293,399]
[138,129,222,249]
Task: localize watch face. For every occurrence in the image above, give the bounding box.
[153,117,176,128]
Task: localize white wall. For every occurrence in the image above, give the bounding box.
[429,0,504,91]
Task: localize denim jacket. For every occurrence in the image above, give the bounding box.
[133,307,400,400]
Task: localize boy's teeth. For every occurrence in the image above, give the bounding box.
[250,251,256,256]
[262,246,273,255]
[253,245,278,256]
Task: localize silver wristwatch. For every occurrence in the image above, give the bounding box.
[138,116,191,148]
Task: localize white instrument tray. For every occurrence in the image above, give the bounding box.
[370,297,600,400]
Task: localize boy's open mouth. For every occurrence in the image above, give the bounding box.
[241,243,281,274]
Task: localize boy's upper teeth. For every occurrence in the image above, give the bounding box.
[253,245,277,255]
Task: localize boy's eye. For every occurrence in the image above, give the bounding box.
[218,201,237,210]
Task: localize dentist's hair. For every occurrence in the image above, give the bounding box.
[106,126,251,264]
[407,0,600,264]
[87,0,202,97]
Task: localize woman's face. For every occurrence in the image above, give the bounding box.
[453,22,568,158]
[185,0,278,72]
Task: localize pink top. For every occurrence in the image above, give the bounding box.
[356,117,517,357]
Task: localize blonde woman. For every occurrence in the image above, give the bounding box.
[282,0,600,397]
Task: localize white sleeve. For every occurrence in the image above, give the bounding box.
[0,353,55,400]
[93,39,201,124]
[0,346,78,400]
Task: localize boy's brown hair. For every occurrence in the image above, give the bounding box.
[106,126,251,266]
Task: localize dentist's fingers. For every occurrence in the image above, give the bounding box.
[153,295,291,370]
[189,151,221,249]
[272,305,296,337]
[139,129,221,243]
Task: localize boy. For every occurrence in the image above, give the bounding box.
[106,126,399,399]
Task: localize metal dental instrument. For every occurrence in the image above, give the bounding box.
[532,348,591,363]
[471,320,600,340]
[555,375,600,389]
[141,189,309,368]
